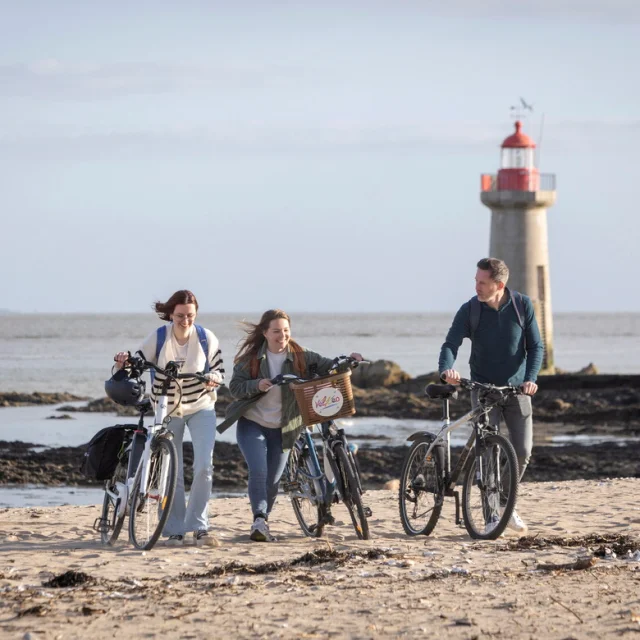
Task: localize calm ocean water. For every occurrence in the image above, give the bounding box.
[0,312,638,397]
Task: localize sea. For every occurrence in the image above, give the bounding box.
[1,312,638,507]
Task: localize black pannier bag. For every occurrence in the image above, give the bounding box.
[81,425,136,480]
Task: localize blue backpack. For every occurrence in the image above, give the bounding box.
[468,291,528,347]
[151,324,210,383]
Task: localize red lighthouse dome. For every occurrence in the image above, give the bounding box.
[501,120,536,149]
[497,120,538,191]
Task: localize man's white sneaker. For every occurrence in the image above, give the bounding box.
[507,510,528,535]
[249,517,276,542]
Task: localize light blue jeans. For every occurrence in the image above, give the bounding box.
[164,407,216,536]
[236,416,290,519]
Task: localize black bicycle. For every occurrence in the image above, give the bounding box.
[277,356,372,540]
[398,378,522,540]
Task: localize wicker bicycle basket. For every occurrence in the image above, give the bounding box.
[291,370,355,427]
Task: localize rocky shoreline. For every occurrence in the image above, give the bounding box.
[2,368,639,429]
[1,439,639,489]
[2,364,639,488]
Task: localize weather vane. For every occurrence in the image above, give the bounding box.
[510,97,534,120]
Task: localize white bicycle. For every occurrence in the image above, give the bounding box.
[97,352,211,550]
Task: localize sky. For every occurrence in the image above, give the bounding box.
[1,0,639,313]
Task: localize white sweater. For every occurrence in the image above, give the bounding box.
[139,326,224,417]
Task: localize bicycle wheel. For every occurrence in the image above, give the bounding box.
[129,436,178,550]
[334,444,370,540]
[286,444,325,537]
[99,460,127,545]
[462,433,519,540]
[398,440,444,536]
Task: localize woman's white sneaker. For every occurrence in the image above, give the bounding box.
[249,517,276,542]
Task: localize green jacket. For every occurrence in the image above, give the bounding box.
[217,343,347,450]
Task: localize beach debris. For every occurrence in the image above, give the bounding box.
[550,596,583,623]
[17,604,49,617]
[534,557,597,572]
[179,547,397,580]
[498,533,638,557]
[453,617,476,626]
[81,605,107,616]
[42,570,95,588]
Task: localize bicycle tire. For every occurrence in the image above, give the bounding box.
[287,444,325,537]
[398,440,444,536]
[461,432,519,540]
[99,460,127,545]
[334,444,370,540]
[129,436,178,551]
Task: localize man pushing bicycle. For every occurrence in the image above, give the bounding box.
[438,257,544,535]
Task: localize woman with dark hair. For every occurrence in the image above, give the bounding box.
[217,309,362,542]
[114,290,224,547]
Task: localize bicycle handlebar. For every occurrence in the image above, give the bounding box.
[268,355,369,387]
[458,378,521,395]
[125,351,222,386]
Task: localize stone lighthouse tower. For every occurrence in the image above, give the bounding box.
[480,120,557,372]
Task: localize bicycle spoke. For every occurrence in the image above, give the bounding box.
[462,433,519,540]
[399,441,443,536]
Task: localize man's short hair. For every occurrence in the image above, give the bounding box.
[477,257,509,283]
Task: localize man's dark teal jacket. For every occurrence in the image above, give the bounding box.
[438,289,544,386]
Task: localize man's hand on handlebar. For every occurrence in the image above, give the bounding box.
[349,352,364,362]
[441,369,461,385]
[520,381,538,396]
[258,379,274,392]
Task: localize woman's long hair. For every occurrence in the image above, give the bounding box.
[153,290,199,322]
[235,309,305,376]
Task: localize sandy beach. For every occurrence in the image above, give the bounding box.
[1,478,639,639]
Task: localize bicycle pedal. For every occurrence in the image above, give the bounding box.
[282,481,299,492]
[93,517,109,533]
[363,507,372,518]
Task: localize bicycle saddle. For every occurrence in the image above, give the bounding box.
[425,383,459,400]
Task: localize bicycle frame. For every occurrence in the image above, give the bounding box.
[293,423,339,509]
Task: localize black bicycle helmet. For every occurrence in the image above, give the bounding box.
[105,368,146,406]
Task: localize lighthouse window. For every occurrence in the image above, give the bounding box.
[502,147,534,169]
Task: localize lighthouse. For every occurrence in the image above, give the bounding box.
[480,120,557,372]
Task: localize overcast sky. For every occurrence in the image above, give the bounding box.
[2,0,639,313]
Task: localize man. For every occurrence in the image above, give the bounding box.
[438,257,544,534]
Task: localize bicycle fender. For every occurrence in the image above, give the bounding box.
[406,431,438,443]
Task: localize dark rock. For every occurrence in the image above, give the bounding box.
[0,391,87,407]
[351,360,411,388]
[46,414,75,420]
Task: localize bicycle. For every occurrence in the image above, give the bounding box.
[398,378,522,540]
[278,355,372,540]
[96,352,216,550]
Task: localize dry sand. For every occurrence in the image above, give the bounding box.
[1,479,639,639]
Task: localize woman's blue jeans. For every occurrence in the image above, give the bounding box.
[164,407,216,536]
[236,416,290,519]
